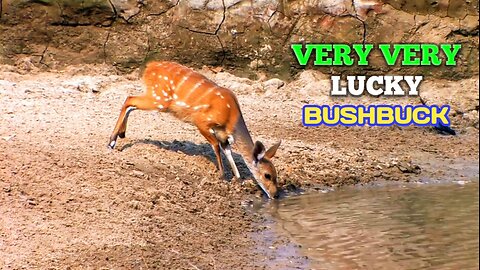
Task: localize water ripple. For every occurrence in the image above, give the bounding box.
[268,182,479,270]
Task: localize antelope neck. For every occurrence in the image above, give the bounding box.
[232,116,254,165]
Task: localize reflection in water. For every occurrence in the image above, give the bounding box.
[266,182,479,270]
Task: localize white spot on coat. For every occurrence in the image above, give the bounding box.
[193,104,210,111]
[176,101,188,107]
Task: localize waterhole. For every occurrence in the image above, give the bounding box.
[259,181,479,269]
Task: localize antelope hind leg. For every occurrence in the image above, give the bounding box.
[108,95,157,149]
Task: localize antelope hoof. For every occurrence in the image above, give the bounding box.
[217,171,226,180]
[118,132,126,139]
[108,140,116,149]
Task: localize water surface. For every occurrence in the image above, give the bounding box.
[264,182,479,269]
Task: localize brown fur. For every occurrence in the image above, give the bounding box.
[108,61,281,198]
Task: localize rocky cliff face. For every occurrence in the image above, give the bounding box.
[0,0,478,79]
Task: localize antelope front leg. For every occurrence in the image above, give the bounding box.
[198,126,226,179]
[108,95,156,149]
[118,106,136,138]
[222,143,241,179]
[212,143,225,179]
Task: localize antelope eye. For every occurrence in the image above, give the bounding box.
[264,173,272,180]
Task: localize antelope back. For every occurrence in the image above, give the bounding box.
[143,62,241,135]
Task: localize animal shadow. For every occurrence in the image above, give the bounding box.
[121,138,253,180]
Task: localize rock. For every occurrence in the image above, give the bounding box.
[262,78,285,95]
[419,78,479,128]
[0,0,477,79]
[132,170,145,178]
[2,135,16,141]
[27,198,38,206]
[396,161,421,174]
[288,70,331,100]
[111,0,141,21]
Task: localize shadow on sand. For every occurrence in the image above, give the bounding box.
[120,138,253,179]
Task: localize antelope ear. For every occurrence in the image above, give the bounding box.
[264,140,281,159]
[253,141,266,162]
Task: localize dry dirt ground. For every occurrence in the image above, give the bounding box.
[0,62,478,269]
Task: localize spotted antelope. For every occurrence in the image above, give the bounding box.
[108,61,281,199]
